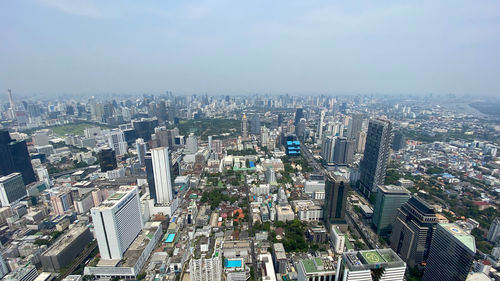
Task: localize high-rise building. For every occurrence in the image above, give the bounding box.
[323,174,348,226]
[151,147,173,204]
[487,217,500,243]
[0,173,26,207]
[339,249,406,281]
[50,190,72,215]
[0,130,36,185]
[186,133,198,154]
[294,108,304,126]
[98,146,117,172]
[317,110,325,145]
[251,114,261,135]
[266,167,277,185]
[208,136,213,151]
[107,129,128,156]
[136,138,147,166]
[390,197,438,267]
[392,131,406,151]
[332,137,355,165]
[145,152,156,203]
[422,223,476,281]
[321,136,335,163]
[372,185,410,236]
[356,131,367,153]
[0,253,8,278]
[359,119,392,196]
[132,118,159,142]
[348,113,363,140]
[213,139,223,154]
[297,257,336,281]
[190,238,222,281]
[91,186,143,260]
[242,113,248,138]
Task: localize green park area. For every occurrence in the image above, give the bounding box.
[23,122,115,137]
[176,119,241,140]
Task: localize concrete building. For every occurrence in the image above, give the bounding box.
[258,253,276,281]
[90,186,143,260]
[3,264,38,281]
[0,253,8,279]
[340,249,406,281]
[276,205,295,222]
[190,238,222,281]
[293,200,323,222]
[151,147,174,204]
[40,225,93,272]
[359,118,392,196]
[297,257,336,281]
[107,129,128,156]
[272,243,287,274]
[487,217,500,244]
[390,196,438,267]
[331,225,346,254]
[323,174,348,226]
[372,185,410,236]
[186,133,198,154]
[136,138,147,166]
[422,223,476,281]
[0,173,27,207]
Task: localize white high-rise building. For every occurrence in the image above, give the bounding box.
[107,129,128,156]
[136,138,147,166]
[317,110,325,145]
[208,136,213,151]
[186,133,198,154]
[190,238,222,281]
[91,186,143,260]
[261,126,269,147]
[151,147,173,204]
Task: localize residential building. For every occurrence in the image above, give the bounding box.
[190,238,222,281]
[359,119,392,196]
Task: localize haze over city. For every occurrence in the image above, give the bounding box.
[1,0,500,96]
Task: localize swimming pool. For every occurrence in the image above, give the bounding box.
[165,233,176,243]
[225,259,242,268]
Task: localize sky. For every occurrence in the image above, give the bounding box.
[1,0,500,97]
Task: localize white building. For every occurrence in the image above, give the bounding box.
[258,253,276,281]
[186,133,198,154]
[136,138,147,166]
[276,205,294,222]
[251,184,270,196]
[340,249,406,281]
[91,186,143,260]
[330,225,345,254]
[151,147,173,204]
[107,129,128,156]
[190,238,222,281]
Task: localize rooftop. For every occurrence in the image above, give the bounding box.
[301,257,336,274]
[378,185,410,195]
[343,249,406,271]
[440,223,476,253]
[44,225,89,256]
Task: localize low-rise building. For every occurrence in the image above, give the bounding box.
[297,257,336,281]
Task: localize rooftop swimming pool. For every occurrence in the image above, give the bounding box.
[225,259,242,268]
[165,233,176,243]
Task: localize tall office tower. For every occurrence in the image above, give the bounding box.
[339,249,406,281]
[208,136,213,151]
[261,126,269,147]
[251,114,261,135]
[487,217,500,243]
[333,137,355,165]
[98,146,117,172]
[277,113,284,127]
[0,173,27,207]
[107,129,128,156]
[136,138,147,166]
[132,118,159,142]
[422,223,476,281]
[392,131,406,151]
[266,167,277,185]
[241,113,248,138]
[189,238,222,281]
[186,133,198,154]
[356,131,367,153]
[347,113,363,140]
[321,136,335,163]
[317,110,325,144]
[390,197,438,267]
[0,253,8,278]
[359,118,393,196]
[151,147,173,204]
[296,118,306,140]
[294,108,304,126]
[7,89,15,109]
[91,186,143,260]
[145,152,156,203]
[323,175,348,226]
[373,185,410,236]
[0,130,36,185]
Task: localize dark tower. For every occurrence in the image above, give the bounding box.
[323,174,348,227]
[98,147,117,172]
[0,130,36,185]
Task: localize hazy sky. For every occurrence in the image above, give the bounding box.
[1,0,500,97]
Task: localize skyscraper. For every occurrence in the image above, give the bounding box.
[317,110,325,145]
[145,152,156,203]
[251,114,261,135]
[241,113,248,138]
[294,108,304,126]
[332,137,355,165]
[0,173,27,207]
[296,118,306,140]
[136,138,147,166]
[91,186,143,260]
[390,197,438,267]
[186,133,198,154]
[422,223,476,281]
[372,185,410,236]
[323,174,348,226]
[132,118,159,142]
[151,147,173,204]
[487,217,500,243]
[321,136,335,163]
[392,131,406,151]
[98,146,117,172]
[0,130,36,185]
[359,119,392,196]
[348,113,363,140]
[107,129,128,156]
